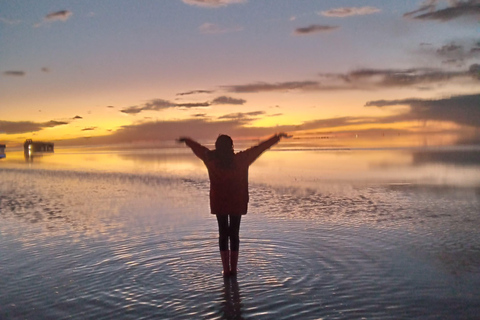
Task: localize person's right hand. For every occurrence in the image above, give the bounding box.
[177,137,188,143]
[277,133,292,139]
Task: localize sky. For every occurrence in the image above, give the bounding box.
[1,0,480,147]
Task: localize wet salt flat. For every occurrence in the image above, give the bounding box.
[1,146,480,319]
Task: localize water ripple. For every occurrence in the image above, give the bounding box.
[1,168,480,319]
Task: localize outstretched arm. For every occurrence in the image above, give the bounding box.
[243,133,290,165]
[177,137,210,162]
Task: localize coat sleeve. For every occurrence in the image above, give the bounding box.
[241,135,281,165]
[184,138,210,162]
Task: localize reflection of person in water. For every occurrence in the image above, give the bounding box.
[178,133,289,276]
[222,277,243,319]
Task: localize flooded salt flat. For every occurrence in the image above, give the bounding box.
[1,146,480,319]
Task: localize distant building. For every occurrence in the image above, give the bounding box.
[24,139,54,153]
[0,144,5,159]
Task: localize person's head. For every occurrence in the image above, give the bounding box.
[213,134,234,169]
[215,134,233,153]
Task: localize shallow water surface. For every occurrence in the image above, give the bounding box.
[1,147,480,319]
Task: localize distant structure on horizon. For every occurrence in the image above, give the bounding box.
[24,139,54,153]
[0,144,5,159]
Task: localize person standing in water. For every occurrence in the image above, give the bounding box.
[178,133,289,276]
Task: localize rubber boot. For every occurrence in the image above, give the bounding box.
[230,251,239,276]
[220,250,230,277]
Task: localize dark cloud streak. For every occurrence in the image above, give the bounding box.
[293,25,339,35]
[35,10,72,27]
[404,0,480,21]
[0,120,69,134]
[121,99,173,114]
[225,81,322,93]
[224,65,479,93]
[366,93,480,128]
[218,111,265,121]
[211,96,246,105]
[176,102,211,108]
[176,90,213,96]
[344,67,470,87]
[81,127,97,131]
[3,71,25,76]
[121,96,248,115]
[45,10,72,22]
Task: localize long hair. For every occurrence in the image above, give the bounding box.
[210,134,235,169]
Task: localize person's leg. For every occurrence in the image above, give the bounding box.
[216,215,230,276]
[229,215,241,251]
[217,215,229,251]
[229,215,241,276]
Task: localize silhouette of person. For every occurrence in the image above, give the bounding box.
[178,133,289,276]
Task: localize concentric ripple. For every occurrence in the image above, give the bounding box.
[1,168,480,319]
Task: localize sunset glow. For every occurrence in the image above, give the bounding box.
[1,0,479,147]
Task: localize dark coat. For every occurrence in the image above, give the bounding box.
[185,135,280,215]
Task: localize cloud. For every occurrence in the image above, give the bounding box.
[41,67,50,73]
[0,120,68,134]
[54,92,480,147]
[121,95,248,115]
[59,118,278,146]
[175,102,211,108]
[218,111,265,121]
[176,90,213,96]
[365,93,480,127]
[437,44,463,54]
[211,96,246,105]
[0,17,21,25]
[121,99,175,114]
[3,71,25,76]
[72,115,83,119]
[120,99,209,115]
[225,81,322,93]
[438,42,480,63]
[324,64,480,89]
[56,110,439,147]
[35,10,72,27]
[294,93,480,131]
[470,64,480,79]
[0,121,43,134]
[199,22,243,34]
[417,41,480,66]
[224,65,479,93]
[341,66,473,87]
[44,120,69,127]
[182,0,246,8]
[120,107,146,115]
[404,0,480,21]
[293,25,339,35]
[45,10,72,22]
[81,127,97,131]
[320,6,381,17]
